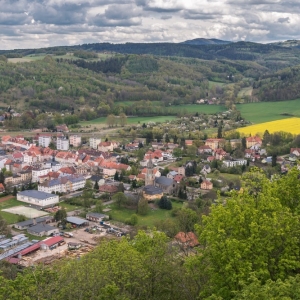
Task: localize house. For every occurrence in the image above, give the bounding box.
[173,174,184,183]
[201,165,211,175]
[17,190,59,208]
[214,148,227,160]
[205,138,225,150]
[230,139,242,149]
[167,170,178,179]
[89,137,101,149]
[174,232,199,248]
[56,124,69,132]
[27,224,59,237]
[38,135,52,148]
[99,184,119,196]
[32,168,51,183]
[69,135,82,147]
[290,148,300,157]
[185,140,193,147]
[151,142,165,150]
[201,180,213,190]
[86,212,109,222]
[198,145,212,154]
[223,159,247,168]
[56,137,69,151]
[98,141,113,152]
[246,136,262,148]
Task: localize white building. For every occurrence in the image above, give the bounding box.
[69,135,81,147]
[38,136,51,148]
[17,190,59,208]
[32,168,51,183]
[38,175,86,194]
[89,137,101,149]
[223,159,247,168]
[57,138,69,151]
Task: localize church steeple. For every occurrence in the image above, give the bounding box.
[145,155,155,186]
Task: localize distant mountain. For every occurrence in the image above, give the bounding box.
[181,38,232,45]
[269,40,300,48]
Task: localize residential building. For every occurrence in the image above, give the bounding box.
[223,159,247,168]
[32,168,51,183]
[38,135,51,148]
[69,135,81,147]
[205,138,225,150]
[38,175,86,194]
[201,180,213,190]
[98,141,114,152]
[56,137,69,151]
[17,190,59,208]
[174,232,199,248]
[89,137,101,149]
[246,136,262,148]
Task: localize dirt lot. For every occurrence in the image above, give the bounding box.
[3,206,49,218]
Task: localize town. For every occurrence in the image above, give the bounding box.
[0,116,299,267]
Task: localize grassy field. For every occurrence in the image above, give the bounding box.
[80,115,177,125]
[0,211,20,224]
[176,104,226,114]
[109,201,183,228]
[0,198,25,224]
[237,117,300,135]
[237,99,300,123]
[238,87,253,100]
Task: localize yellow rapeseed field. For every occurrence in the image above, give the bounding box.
[237,117,300,136]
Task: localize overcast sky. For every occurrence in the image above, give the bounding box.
[1,0,299,50]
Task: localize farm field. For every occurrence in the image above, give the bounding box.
[237,99,300,123]
[176,104,225,114]
[237,117,300,136]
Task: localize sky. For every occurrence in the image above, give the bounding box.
[1,0,299,50]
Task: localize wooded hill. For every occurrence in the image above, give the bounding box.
[2,39,300,116]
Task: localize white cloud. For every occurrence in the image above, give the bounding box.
[0,0,299,49]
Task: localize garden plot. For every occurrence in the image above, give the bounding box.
[2,206,49,218]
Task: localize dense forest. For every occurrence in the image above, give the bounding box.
[2,168,300,299]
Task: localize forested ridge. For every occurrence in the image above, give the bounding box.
[2,168,300,299]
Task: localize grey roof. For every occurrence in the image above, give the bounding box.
[169,171,178,176]
[66,216,88,225]
[15,216,53,228]
[28,224,56,233]
[143,185,163,195]
[18,190,58,201]
[90,175,103,182]
[155,176,173,186]
[86,212,108,219]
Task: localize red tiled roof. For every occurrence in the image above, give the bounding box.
[175,232,199,247]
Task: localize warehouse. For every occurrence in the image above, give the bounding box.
[66,216,89,227]
[17,190,59,208]
[86,212,109,222]
[27,224,59,237]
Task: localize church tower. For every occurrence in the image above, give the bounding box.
[145,155,155,186]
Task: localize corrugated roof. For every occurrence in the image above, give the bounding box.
[66,216,88,225]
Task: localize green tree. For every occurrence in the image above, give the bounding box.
[94,181,99,190]
[112,192,127,208]
[119,113,127,126]
[137,197,149,216]
[196,186,300,299]
[54,209,67,222]
[158,196,172,210]
[12,186,17,196]
[94,201,104,213]
[176,208,198,232]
